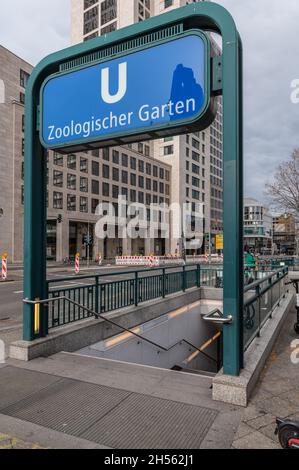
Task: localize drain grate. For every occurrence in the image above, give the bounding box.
[0,367,218,449]
[0,367,62,410]
[81,393,217,449]
[1,378,131,437]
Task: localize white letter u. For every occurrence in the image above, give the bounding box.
[101,62,127,104]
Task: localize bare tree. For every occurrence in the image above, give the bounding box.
[266,148,299,216]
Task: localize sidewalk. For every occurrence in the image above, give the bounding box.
[232,303,299,448]
[0,306,298,449]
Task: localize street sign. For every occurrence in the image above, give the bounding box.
[216,234,223,251]
[40,32,212,151]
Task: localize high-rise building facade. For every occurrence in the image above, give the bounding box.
[0,45,172,262]
[71,0,223,255]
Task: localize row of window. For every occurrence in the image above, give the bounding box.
[50,169,169,195]
[52,151,170,180]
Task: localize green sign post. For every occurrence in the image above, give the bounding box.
[23,2,243,376]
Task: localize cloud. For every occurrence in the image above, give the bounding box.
[0,0,298,205]
[0,0,70,65]
[217,0,299,202]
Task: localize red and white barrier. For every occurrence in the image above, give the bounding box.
[115,255,224,267]
[1,256,7,280]
[75,254,80,274]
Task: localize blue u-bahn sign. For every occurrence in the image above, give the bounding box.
[40,32,213,151]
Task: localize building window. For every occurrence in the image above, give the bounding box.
[67,195,76,211]
[102,164,110,179]
[67,154,76,170]
[54,152,63,166]
[163,145,173,156]
[92,198,99,214]
[164,0,173,9]
[80,177,88,193]
[146,194,151,206]
[103,148,110,161]
[80,157,88,173]
[53,192,63,209]
[102,182,109,197]
[112,185,119,199]
[138,143,144,154]
[121,187,128,200]
[159,168,164,179]
[130,190,136,202]
[122,153,128,167]
[159,182,164,194]
[138,176,144,188]
[153,181,158,192]
[112,167,119,181]
[53,171,63,187]
[129,158,136,172]
[67,174,76,190]
[153,166,158,177]
[138,160,144,173]
[80,197,88,213]
[146,163,151,175]
[21,186,24,205]
[101,0,117,26]
[84,0,98,9]
[112,150,119,164]
[122,170,128,184]
[92,161,99,176]
[146,178,151,191]
[101,22,117,35]
[92,180,99,195]
[165,170,170,182]
[20,92,25,104]
[138,192,144,204]
[130,173,136,186]
[20,69,30,88]
[84,5,99,35]
[145,145,150,157]
[22,139,24,156]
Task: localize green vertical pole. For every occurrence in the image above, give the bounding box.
[23,84,48,340]
[222,32,244,375]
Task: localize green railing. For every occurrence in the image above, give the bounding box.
[47,264,201,329]
[243,267,289,351]
[47,265,289,332]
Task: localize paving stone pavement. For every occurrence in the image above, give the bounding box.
[232,305,299,449]
[0,433,44,449]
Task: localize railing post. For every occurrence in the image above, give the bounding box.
[95,276,99,315]
[269,277,273,318]
[197,264,201,288]
[256,284,261,338]
[182,265,186,292]
[162,268,166,298]
[135,271,139,307]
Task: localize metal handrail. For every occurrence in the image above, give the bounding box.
[23,296,218,364]
[203,308,233,324]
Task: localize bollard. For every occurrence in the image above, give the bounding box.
[98,253,102,266]
[1,253,8,280]
[75,253,80,275]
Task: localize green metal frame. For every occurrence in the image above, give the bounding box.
[24,2,243,376]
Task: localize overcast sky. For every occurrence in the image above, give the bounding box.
[0,0,298,204]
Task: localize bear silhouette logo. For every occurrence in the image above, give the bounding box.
[169,63,204,120]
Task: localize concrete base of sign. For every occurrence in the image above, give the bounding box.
[212,291,294,407]
[10,287,209,362]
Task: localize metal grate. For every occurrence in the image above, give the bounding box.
[0,367,217,449]
[60,24,183,72]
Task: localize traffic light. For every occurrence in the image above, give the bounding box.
[83,234,93,246]
[57,214,62,223]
